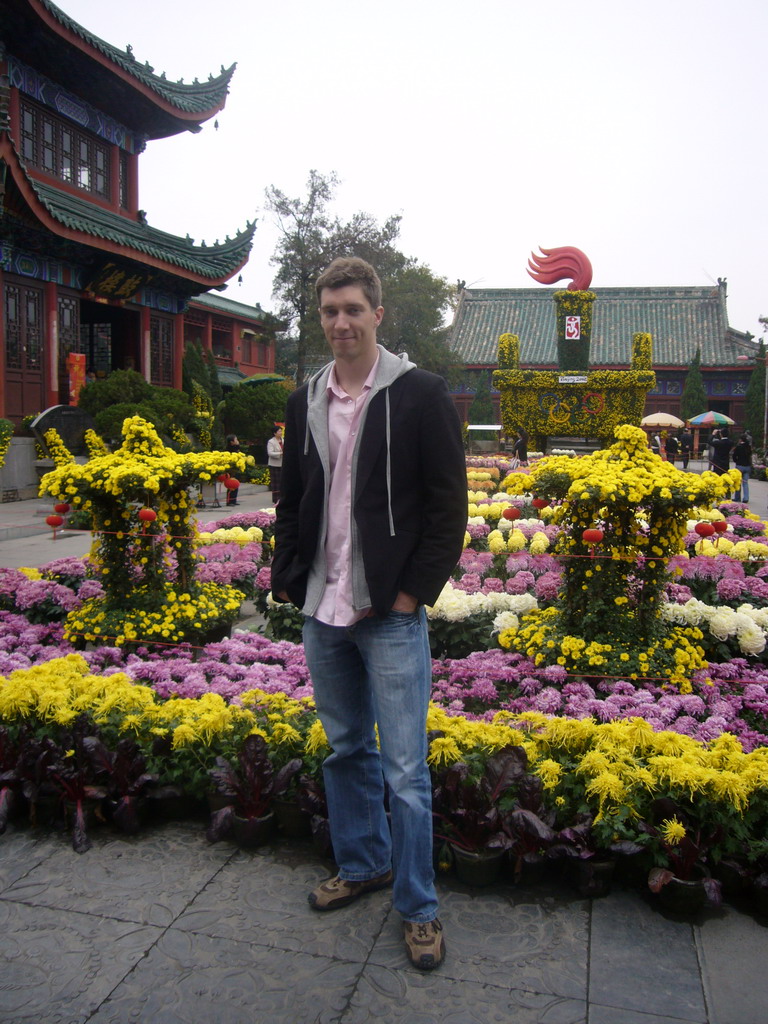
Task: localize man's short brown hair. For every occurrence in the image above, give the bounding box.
[315,257,382,310]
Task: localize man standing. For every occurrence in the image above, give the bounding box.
[271,257,467,970]
[679,428,693,470]
[710,430,732,475]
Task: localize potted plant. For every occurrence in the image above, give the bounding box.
[206,734,301,848]
[44,717,107,854]
[548,811,645,898]
[83,736,157,835]
[642,799,723,913]
[432,744,531,885]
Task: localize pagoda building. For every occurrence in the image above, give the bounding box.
[0,0,262,424]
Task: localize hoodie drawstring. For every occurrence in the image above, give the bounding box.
[385,389,395,536]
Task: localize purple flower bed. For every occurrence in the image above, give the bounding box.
[429,647,768,750]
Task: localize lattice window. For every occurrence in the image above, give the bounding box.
[4,285,22,370]
[57,295,81,357]
[4,283,42,370]
[20,97,112,201]
[150,316,174,386]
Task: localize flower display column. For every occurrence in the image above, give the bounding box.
[40,416,249,647]
[499,424,738,686]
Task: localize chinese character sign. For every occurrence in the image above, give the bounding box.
[565,315,581,340]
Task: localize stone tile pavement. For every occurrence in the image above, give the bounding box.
[1,820,767,1024]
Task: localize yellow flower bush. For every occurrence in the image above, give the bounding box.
[39,416,249,646]
[496,425,739,687]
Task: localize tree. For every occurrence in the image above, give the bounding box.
[467,372,496,440]
[220,382,290,460]
[744,339,766,448]
[679,348,708,422]
[265,170,337,387]
[266,171,458,386]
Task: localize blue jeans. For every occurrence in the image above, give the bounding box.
[302,609,437,923]
[733,466,751,502]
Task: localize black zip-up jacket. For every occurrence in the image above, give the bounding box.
[271,351,467,617]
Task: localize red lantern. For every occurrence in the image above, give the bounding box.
[46,513,64,538]
[217,474,229,483]
[582,528,604,546]
[713,520,728,534]
[532,498,549,510]
[224,477,239,490]
[54,502,70,514]
[694,522,715,538]
[582,527,604,558]
[138,507,157,534]
[502,506,521,521]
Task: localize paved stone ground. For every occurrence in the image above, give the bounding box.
[1,476,767,1022]
[1,819,767,1024]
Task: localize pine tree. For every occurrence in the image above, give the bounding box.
[680,348,708,422]
[467,372,496,440]
[744,339,766,448]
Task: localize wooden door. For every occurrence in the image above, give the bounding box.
[3,278,44,422]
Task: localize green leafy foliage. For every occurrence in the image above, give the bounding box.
[680,348,709,422]
[220,382,290,458]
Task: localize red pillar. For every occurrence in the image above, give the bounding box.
[44,281,58,408]
[140,306,151,382]
[174,312,184,389]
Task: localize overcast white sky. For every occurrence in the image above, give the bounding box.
[63,0,767,336]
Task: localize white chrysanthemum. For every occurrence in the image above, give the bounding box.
[493,611,520,634]
[737,624,766,655]
[706,607,738,641]
[504,594,539,615]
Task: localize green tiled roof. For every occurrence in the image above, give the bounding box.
[192,291,281,325]
[32,178,254,281]
[35,0,234,114]
[450,286,756,369]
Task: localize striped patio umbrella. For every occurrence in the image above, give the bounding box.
[687,411,735,426]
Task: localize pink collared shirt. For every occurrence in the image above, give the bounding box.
[314,357,379,626]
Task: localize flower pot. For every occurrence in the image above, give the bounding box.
[273,797,312,839]
[655,868,709,916]
[572,857,615,899]
[146,790,206,822]
[450,844,505,887]
[232,811,275,849]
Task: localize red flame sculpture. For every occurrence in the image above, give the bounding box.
[527,246,593,291]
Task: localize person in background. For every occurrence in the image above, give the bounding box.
[267,424,284,504]
[225,434,241,505]
[665,432,679,464]
[650,433,661,456]
[710,430,732,475]
[512,427,529,466]
[732,433,753,502]
[679,428,693,470]
[271,256,466,971]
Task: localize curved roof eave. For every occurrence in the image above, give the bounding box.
[1,137,255,286]
[15,0,234,133]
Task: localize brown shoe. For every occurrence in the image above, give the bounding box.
[403,918,445,970]
[308,870,393,911]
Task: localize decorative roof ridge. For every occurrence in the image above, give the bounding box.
[462,285,724,299]
[31,0,235,118]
